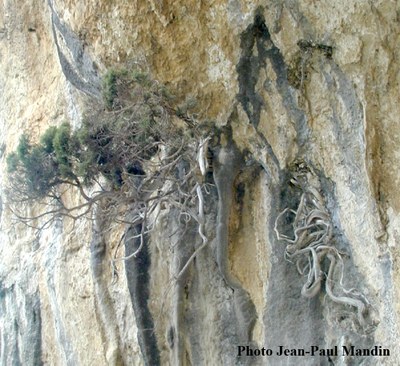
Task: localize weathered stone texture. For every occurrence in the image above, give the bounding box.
[1,1,400,365]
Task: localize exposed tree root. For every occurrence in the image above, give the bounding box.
[274,171,372,330]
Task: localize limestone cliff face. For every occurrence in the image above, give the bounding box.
[1,1,400,365]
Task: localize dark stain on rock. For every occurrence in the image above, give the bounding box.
[237,8,309,146]
[237,8,287,128]
[167,326,175,349]
[47,0,101,98]
[125,223,161,366]
[237,9,268,127]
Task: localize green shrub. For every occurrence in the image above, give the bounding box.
[16,134,31,163]
[7,68,187,202]
[6,152,19,173]
[53,122,74,179]
[102,68,130,110]
[103,69,118,109]
[40,126,57,153]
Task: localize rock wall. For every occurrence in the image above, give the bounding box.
[1,1,400,365]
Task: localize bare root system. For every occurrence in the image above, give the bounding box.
[274,175,371,329]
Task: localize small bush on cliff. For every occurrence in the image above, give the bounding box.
[7,133,62,199]
[6,68,203,237]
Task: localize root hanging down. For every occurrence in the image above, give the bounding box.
[274,175,371,329]
[111,136,211,282]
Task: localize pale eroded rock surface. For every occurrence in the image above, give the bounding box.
[1,1,400,365]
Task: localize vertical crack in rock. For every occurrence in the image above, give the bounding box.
[47,0,101,98]
[167,207,198,366]
[213,127,257,358]
[124,220,161,366]
[180,184,244,365]
[90,208,124,365]
[19,292,42,366]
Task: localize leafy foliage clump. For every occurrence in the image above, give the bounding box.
[6,68,196,209]
[7,121,90,198]
[7,132,62,199]
[6,67,214,308]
